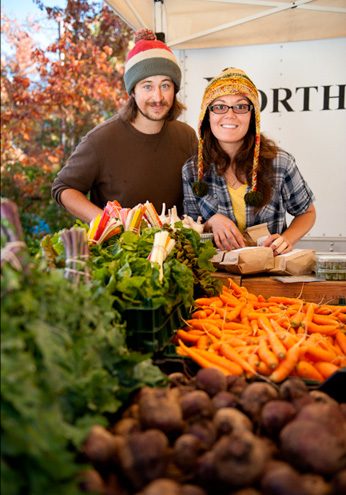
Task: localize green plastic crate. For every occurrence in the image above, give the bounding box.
[123,301,188,353]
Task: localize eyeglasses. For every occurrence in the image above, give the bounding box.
[208,103,253,115]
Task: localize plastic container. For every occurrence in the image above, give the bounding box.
[315,252,346,281]
[122,301,188,353]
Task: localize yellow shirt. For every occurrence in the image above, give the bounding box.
[228,184,247,233]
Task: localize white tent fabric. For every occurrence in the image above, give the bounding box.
[105,0,346,49]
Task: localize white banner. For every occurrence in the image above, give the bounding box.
[177,38,346,238]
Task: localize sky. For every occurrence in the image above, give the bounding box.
[1,0,67,50]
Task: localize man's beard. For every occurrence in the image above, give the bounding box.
[137,102,170,121]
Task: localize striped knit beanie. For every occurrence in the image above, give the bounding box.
[193,67,263,207]
[124,29,181,94]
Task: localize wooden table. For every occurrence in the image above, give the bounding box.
[213,272,346,304]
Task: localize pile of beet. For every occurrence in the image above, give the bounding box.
[79,370,346,495]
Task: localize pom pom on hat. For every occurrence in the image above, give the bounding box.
[124,28,181,94]
[194,67,262,205]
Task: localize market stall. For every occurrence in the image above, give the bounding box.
[1,198,345,495]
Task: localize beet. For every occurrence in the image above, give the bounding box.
[301,473,332,495]
[138,387,183,434]
[180,390,214,420]
[181,484,208,495]
[213,407,252,436]
[117,429,170,489]
[173,434,205,471]
[260,400,297,437]
[240,382,279,422]
[186,419,217,450]
[195,367,227,397]
[261,462,309,495]
[212,390,239,410]
[138,478,182,495]
[280,419,346,475]
[82,425,121,465]
[212,430,269,486]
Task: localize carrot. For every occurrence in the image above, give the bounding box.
[194,296,222,306]
[269,339,302,382]
[219,293,239,307]
[191,309,209,319]
[177,339,230,374]
[300,343,337,363]
[219,342,257,376]
[196,335,211,350]
[258,316,287,359]
[256,360,272,376]
[335,330,346,354]
[313,314,339,325]
[176,329,201,344]
[306,321,339,336]
[195,348,244,375]
[268,296,302,305]
[258,336,279,369]
[185,319,222,337]
[295,360,324,382]
[314,361,339,379]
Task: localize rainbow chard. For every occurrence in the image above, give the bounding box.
[60,226,90,284]
[0,198,29,271]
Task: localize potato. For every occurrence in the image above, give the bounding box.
[195,367,227,397]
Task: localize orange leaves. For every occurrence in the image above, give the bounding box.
[175,278,345,383]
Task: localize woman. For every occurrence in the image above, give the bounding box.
[182,67,316,255]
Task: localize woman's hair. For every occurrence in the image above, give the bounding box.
[200,111,278,207]
[119,92,186,122]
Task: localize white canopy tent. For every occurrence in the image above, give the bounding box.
[105,0,346,49]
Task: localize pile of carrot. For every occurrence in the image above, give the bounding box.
[175,279,346,383]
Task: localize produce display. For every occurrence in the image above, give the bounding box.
[1,198,345,495]
[80,370,346,495]
[175,279,346,382]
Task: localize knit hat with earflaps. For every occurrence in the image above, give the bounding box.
[124,29,181,95]
[192,67,263,207]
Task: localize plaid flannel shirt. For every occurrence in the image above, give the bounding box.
[182,149,315,235]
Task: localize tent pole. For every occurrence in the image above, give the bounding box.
[154,0,165,42]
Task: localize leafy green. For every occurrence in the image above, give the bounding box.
[1,262,165,494]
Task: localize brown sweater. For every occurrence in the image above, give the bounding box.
[51,115,198,215]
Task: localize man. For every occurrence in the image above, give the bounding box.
[51,29,198,223]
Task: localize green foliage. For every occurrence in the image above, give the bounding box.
[1,259,165,494]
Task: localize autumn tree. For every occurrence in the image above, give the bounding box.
[1,0,132,238]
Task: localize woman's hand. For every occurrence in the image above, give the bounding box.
[205,213,246,251]
[262,234,292,256]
